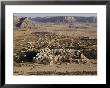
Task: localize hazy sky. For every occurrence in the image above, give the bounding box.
[14,13,97,18]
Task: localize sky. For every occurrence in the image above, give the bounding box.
[14,13,97,18]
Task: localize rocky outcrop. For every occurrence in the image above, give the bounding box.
[14,16,35,29]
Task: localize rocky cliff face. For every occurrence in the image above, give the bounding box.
[31,16,97,23]
[14,16,35,29]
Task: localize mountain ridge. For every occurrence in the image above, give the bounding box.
[31,16,97,23]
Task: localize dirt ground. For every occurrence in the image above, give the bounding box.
[13,23,97,75]
[14,59,97,75]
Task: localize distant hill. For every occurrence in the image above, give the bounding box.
[13,16,96,29]
[31,16,97,23]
